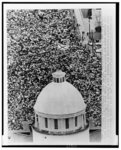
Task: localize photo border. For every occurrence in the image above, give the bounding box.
[1,1,119,148]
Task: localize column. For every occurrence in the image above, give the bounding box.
[84,114,86,126]
[48,118,54,131]
[82,114,85,128]
[40,117,45,130]
[60,119,65,131]
[38,116,42,130]
[81,114,84,128]
[69,117,75,130]
[34,114,37,128]
[78,115,82,128]
[58,119,62,131]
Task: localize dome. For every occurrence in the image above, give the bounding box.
[34,80,86,115]
[33,71,88,136]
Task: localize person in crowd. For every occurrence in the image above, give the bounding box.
[7,9,101,130]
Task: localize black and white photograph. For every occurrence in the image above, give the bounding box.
[2,2,119,147]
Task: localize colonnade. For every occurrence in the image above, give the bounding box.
[34,113,87,133]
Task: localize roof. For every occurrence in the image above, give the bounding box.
[34,81,86,115]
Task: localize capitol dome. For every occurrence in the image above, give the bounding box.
[34,81,86,115]
[33,70,88,135]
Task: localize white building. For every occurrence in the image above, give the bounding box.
[32,70,89,145]
[74,9,101,40]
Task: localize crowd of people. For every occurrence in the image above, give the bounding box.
[7,9,101,130]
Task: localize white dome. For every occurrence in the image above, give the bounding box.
[34,81,86,115]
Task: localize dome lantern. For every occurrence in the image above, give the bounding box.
[52,70,66,83]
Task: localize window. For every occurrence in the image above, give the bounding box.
[45,118,48,128]
[57,78,59,83]
[36,114,38,122]
[65,118,69,129]
[54,119,58,129]
[36,114,39,127]
[75,116,77,127]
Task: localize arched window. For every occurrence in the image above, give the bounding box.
[36,114,39,127]
[75,116,77,127]
[36,114,38,122]
[57,78,59,83]
[65,118,69,129]
[54,119,58,129]
[45,118,48,128]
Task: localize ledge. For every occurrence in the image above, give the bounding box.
[32,123,89,136]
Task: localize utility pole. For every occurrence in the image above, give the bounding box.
[88,9,92,40]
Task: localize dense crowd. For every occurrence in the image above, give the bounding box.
[7,9,101,130]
